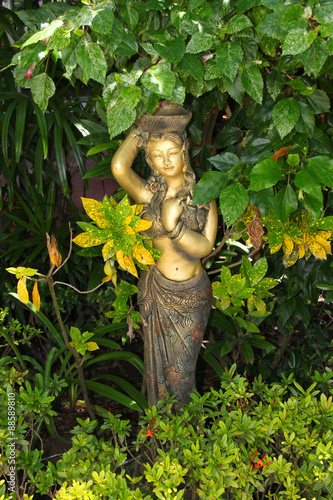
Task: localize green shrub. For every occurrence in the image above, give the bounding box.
[1,365,333,499]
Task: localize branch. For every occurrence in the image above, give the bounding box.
[53,281,106,294]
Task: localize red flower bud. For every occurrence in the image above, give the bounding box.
[25,65,35,79]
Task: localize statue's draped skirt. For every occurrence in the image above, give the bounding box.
[138,265,212,409]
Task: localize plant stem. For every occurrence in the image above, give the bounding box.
[46,275,96,421]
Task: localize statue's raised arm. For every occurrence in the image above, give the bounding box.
[111,101,218,410]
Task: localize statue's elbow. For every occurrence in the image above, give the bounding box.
[111,160,122,179]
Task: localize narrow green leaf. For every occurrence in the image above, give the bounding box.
[63,120,87,183]
[14,98,28,162]
[34,137,44,193]
[241,340,254,364]
[46,181,56,233]
[84,380,143,412]
[32,101,48,158]
[54,119,68,195]
[2,99,18,165]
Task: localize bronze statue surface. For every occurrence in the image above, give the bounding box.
[111,101,218,409]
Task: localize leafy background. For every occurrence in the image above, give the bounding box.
[1,0,333,384]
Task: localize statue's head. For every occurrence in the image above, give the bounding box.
[136,101,193,180]
[145,131,193,179]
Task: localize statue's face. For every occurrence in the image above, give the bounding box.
[148,139,184,178]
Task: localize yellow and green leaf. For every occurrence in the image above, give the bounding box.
[116,249,138,278]
[133,244,156,265]
[102,240,115,261]
[82,197,112,228]
[73,232,107,248]
[17,276,29,304]
[32,281,40,311]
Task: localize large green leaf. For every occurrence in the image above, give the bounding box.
[273,185,298,223]
[241,66,263,104]
[186,32,213,54]
[306,156,333,188]
[294,169,323,216]
[266,70,286,101]
[30,73,55,113]
[208,153,240,172]
[302,38,329,77]
[21,19,63,48]
[226,14,253,33]
[219,182,249,225]
[272,98,301,139]
[76,41,107,84]
[282,29,317,56]
[106,86,141,139]
[248,159,283,191]
[192,171,228,204]
[154,38,185,63]
[177,53,204,82]
[295,102,315,136]
[216,42,243,82]
[303,89,330,113]
[141,62,176,98]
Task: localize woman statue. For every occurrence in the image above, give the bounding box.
[111,101,218,410]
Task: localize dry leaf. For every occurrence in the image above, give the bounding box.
[271,145,291,162]
[32,281,40,311]
[46,234,62,267]
[17,276,29,304]
[248,210,264,250]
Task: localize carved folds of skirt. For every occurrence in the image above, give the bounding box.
[138,265,212,410]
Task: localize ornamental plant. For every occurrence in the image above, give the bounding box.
[5,0,332,357]
[1,366,333,499]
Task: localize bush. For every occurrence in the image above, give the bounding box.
[1,366,333,499]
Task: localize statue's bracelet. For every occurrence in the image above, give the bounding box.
[167,221,186,242]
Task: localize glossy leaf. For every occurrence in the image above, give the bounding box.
[241,66,263,104]
[216,42,243,82]
[273,185,298,223]
[30,73,56,113]
[219,183,249,225]
[76,41,107,84]
[192,171,228,204]
[248,159,283,191]
[272,98,301,139]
